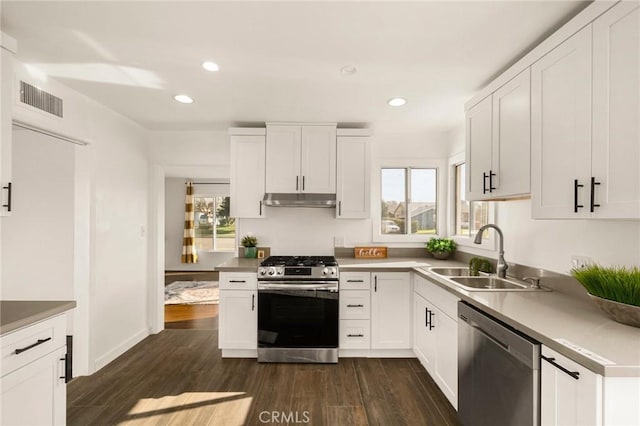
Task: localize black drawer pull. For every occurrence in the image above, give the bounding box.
[346,304,364,308]
[347,334,364,338]
[346,280,364,283]
[14,337,52,355]
[229,280,246,283]
[542,355,580,380]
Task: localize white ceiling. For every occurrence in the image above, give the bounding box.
[1,1,589,134]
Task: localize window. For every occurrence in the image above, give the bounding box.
[381,168,437,235]
[193,195,236,252]
[454,163,489,237]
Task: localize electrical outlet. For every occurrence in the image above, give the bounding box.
[571,255,593,269]
[334,236,345,247]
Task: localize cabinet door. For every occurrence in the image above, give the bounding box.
[230,135,265,218]
[466,95,493,201]
[265,125,301,193]
[541,346,602,426]
[531,26,592,218]
[1,47,13,217]
[592,1,640,219]
[371,272,411,349]
[1,347,66,426]
[219,290,257,349]
[300,125,336,193]
[336,136,369,218]
[433,305,458,409]
[492,68,531,198]
[413,293,435,373]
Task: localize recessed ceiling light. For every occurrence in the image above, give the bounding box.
[388,97,407,107]
[340,65,357,75]
[174,94,194,104]
[202,61,220,72]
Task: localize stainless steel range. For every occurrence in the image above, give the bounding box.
[257,256,339,363]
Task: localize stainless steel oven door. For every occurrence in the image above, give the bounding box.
[257,282,338,362]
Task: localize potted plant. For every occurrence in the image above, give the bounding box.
[571,265,640,328]
[425,238,457,260]
[241,233,258,258]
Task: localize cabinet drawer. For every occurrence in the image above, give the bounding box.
[339,320,370,349]
[415,274,459,320]
[340,272,371,290]
[340,290,370,320]
[0,314,67,377]
[220,272,258,290]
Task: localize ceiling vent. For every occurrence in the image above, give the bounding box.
[19,81,63,118]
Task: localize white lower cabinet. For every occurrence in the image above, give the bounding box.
[339,320,370,350]
[371,272,412,349]
[0,314,68,426]
[413,274,459,409]
[541,346,602,426]
[219,272,257,352]
[339,272,371,351]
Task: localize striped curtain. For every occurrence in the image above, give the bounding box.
[181,182,198,263]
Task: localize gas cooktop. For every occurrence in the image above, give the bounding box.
[259,256,338,267]
[258,256,339,280]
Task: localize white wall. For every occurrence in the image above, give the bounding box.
[1,126,75,299]
[164,177,234,270]
[11,58,151,375]
[239,131,452,253]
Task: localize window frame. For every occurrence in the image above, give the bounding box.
[373,158,446,244]
[447,152,496,251]
[193,193,236,253]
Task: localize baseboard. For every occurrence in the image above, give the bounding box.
[94,328,149,371]
[221,349,257,358]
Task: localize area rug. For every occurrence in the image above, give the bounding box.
[164,281,219,305]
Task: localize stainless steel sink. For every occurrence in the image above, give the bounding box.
[428,267,475,277]
[450,276,534,291]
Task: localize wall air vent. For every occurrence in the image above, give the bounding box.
[19,81,63,118]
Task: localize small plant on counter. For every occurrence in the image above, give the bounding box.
[241,234,258,247]
[571,265,640,307]
[425,238,457,260]
[469,257,494,276]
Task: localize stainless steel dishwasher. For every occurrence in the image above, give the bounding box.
[458,301,541,426]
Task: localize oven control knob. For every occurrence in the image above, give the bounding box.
[323,268,329,275]
[259,268,267,276]
[268,267,276,276]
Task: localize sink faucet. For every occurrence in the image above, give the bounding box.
[474,224,508,278]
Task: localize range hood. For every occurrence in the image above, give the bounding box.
[263,193,336,208]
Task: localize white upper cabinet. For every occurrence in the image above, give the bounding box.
[466,68,531,201]
[591,1,640,219]
[1,43,15,217]
[266,124,336,194]
[336,133,370,219]
[229,129,266,218]
[532,1,639,219]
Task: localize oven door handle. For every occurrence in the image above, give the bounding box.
[258,282,338,291]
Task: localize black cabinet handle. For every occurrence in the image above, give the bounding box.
[251,294,255,311]
[489,170,496,192]
[346,280,364,283]
[483,172,488,194]
[542,355,580,380]
[346,304,364,308]
[574,179,584,213]
[428,311,435,330]
[374,275,377,292]
[229,280,246,283]
[347,334,364,338]
[259,200,262,216]
[338,201,342,216]
[2,182,11,212]
[14,337,52,355]
[425,307,429,327]
[590,177,601,212]
[302,176,305,191]
[296,176,299,191]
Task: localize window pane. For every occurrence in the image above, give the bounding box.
[381,169,406,234]
[410,168,437,235]
[215,196,236,252]
[194,196,214,251]
[455,164,470,236]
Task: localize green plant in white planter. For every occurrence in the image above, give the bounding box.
[241,234,258,258]
[425,238,457,260]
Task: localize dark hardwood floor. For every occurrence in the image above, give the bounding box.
[67,328,461,425]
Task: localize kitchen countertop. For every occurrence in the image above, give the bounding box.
[215,255,640,376]
[0,300,76,336]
